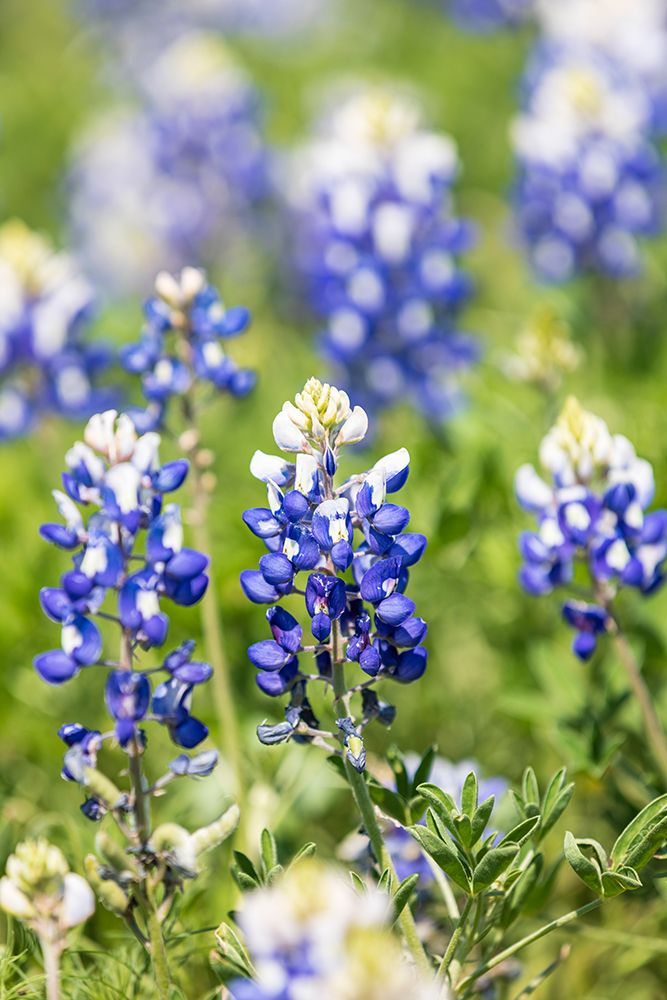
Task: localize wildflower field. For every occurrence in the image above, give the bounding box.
[1,1,667,998]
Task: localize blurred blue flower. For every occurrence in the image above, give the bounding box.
[68,34,268,297]
[512,44,666,281]
[516,398,667,659]
[284,86,478,423]
[449,0,534,32]
[0,220,115,441]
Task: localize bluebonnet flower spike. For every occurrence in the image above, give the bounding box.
[36,409,216,808]
[516,397,667,659]
[241,378,428,765]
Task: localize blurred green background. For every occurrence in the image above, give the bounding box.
[1,0,667,996]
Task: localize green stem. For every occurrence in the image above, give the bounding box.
[144,890,172,1000]
[438,895,473,983]
[128,749,150,847]
[611,627,667,788]
[456,899,602,994]
[343,757,431,974]
[185,420,246,825]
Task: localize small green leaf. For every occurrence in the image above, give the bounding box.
[522,767,540,807]
[411,746,436,794]
[265,863,284,885]
[378,867,393,893]
[287,842,316,870]
[417,782,457,821]
[233,851,260,886]
[260,829,278,878]
[461,772,478,817]
[234,872,260,891]
[617,810,667,871]
[326,754,346,779]
[368,782,409,824]
[392,873,420,920]
[349,871,366,893]
[540,785,575,839]
[453,812,473,848]
[601,867,642,898]
[497,815,541,848]
[214,922,254,979]
[387,746,410,799]
[472,845,519,894]
[408,825,472,893]
[564,832,603,895]
[611,794,667,868]
[573,838,608,871]
[470,796,495,847]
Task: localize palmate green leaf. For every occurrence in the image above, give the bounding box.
[453,811,473,848]
[392,873,420,921]
[472,844,519,894]
[408,824,472,893]
[461,771,478,816]
[564,832,603,895]
[611,794,667,869]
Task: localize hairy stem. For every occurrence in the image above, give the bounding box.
[438,895,473,983]
[611,626,667,788]
[344,757,431,974]
[456,899,602,994]
[41,939,61,1000]
[144,887,172,1000]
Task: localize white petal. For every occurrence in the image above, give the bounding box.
[372,447,410,481]
[61,873,95,928]
[132,432,161,473]
[53,490,83,532]
[294,454,319,496]
[84,410,117,455]
[0,878,34,920]
[336,405,368,446]
[155,270,182,306]
[272,412,309,452]
[249,450,293,487]
[515,464,553,513]
[114,414,138,463]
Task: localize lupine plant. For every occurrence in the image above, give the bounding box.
[35,410,238,997]
[516,396,667,785]
[120,265,254,814]
[285,87,478,423]
[241,377,431,966]
[69,33,268,296]
[511,43,666,282]
[0,219,114,441]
